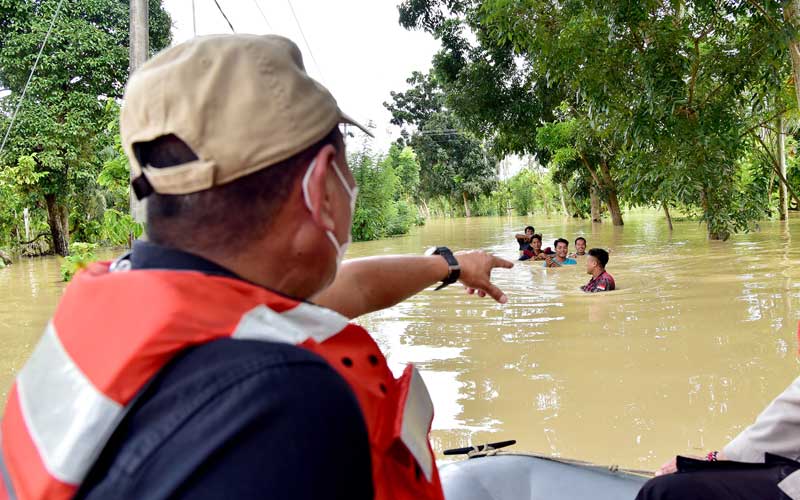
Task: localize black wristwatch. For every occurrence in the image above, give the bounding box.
[425,246,460,290]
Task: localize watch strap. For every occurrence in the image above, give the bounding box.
[431,247,460,290]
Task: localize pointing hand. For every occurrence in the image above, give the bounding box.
[456,250,514,304]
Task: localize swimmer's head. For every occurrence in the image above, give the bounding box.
[524,226,535,236]
[586,248,609,274]
[532,234,542,250]
[574,237,587,255]
[554,238,569,258]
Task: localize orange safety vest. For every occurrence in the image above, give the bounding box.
[0,262,444,500]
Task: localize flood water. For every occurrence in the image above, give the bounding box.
[3,212,800,471]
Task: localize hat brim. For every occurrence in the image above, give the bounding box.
[340,111,374,138]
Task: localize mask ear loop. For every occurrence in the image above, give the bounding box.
[331,161,357,198]
[301,158,317,212]
[301,158,356,264]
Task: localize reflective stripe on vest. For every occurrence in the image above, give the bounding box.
[1,264,441,499]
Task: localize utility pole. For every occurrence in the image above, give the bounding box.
[129,0,149,232]
[779,116,789,221]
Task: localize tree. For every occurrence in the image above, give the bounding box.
[349,143,422,242]
[535,109,625,224]
[384,143,421,201]
[0,0,171,255]
[385,72,498,217]
[397,0,793,238]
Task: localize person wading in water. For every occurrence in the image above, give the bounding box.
[544,238,577,268]
[581,248,615,293]
[522,234,547,261]
[516,225,536,260]
[0,35,513,500]
[569,236,587,258]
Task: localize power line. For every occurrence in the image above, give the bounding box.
[192,0,197,37]
[252,0,273,31]
[418,129,464,135]
[286,0,325,81]
[0,0,66,159]
[212,0,236,33]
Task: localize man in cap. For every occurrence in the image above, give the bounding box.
[0,35,512,500]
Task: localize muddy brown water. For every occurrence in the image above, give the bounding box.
[3,213,800,470]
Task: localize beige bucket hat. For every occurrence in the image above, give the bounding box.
[120,34,371,198]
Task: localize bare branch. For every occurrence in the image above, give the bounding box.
[752,131,800,207]
[746,0,782,30]
[17,232,49,246]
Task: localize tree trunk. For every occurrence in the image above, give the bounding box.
[579,153,623,225]
[541,184,550,216]
[605,191,624,226]
[45,193,70,256]
[60,202,69,240]
[590,186,601,222]
[663,203,674,231]
[598,160,624,226]
[462,191,471,218]
[701,189,729,240]
[420,199,430,219]
[558,184,569,216]
[785,1,800,109]
[768,170,776,213]
[779,116,789,220]
[752,130,800,211]
[23,207,31,241]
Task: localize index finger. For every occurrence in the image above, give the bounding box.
[492,256,514,269]
[484,282,508,304]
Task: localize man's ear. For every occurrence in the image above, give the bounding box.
[304,144,339,232]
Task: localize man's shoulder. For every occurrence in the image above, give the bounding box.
[149,339,349,413]
[158,337,335,385]
[79,338,367,498]
[183,337,325,366]
[565,258,577,265]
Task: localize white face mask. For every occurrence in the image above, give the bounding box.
[301,158,358,269]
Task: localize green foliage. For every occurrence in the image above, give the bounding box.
[427,195,455,217]
[350,145,423,242]
[97,127,134,208]
[101,209,143,245]
[60,242,97,282]
[396,0,799,237]
[506,168,562,216]
[0,0,172,255]
[508,169,538,216]
[387,199,420,236]
[385,144,421,200]
[385,71,498,206]
[469,192,507,216]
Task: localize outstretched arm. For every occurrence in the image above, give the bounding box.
[314,251,514,319]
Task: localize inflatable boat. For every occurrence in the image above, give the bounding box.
[439,441,650,500]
